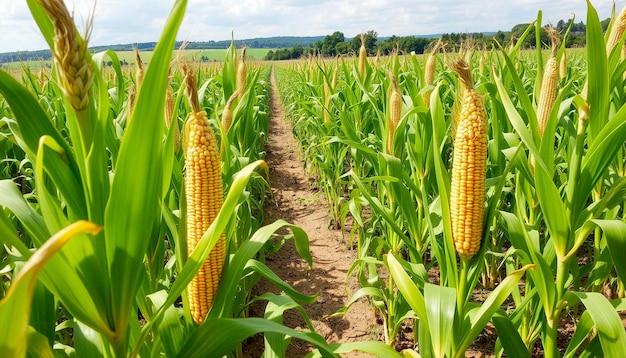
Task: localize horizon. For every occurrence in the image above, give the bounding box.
[0,0,617,53]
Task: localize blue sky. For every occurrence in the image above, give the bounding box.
[0,0,618,53]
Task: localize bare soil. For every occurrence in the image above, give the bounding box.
[243,68,380,357]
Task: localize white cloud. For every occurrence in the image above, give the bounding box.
[0,0,617,53]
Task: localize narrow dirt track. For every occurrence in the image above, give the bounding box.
[243,67,380,357]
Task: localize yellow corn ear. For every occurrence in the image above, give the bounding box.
[537,27,560,138]
[450,59,487,259]
[164,88,180,154]
[222,90,239,133]
[607,6,626,56]
[559,49,567,80]
[183,67,225,324]
[236,47,247,99]
[359,33,367,77]
[423,39,442,106]
[386,74,401,155]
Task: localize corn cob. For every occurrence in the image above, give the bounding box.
[606,6,626,56]
[164,87,180,154]
[236,47,247,99]
[537,27,560,138]
[183,66,225,324]
[423,39,442,106]
[450,59,487,259]
[359,33,367,77]
[386,74,401,155]
[559,48,567,80]
[221,90,239,133]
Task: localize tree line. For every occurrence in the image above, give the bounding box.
[264,17,611,61]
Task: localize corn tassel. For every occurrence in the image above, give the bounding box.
[450,59,487,259]
[183,66,225,324]
[39,0,93,113]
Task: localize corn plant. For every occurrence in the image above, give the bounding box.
[0,1,398,357]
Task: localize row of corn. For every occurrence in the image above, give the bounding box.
[0,0,406,357]
[275,3,626,356]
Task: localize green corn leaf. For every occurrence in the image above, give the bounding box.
[424,282,456,358]
[25,0,54,49]
[26,327,53,358]
[428,83,457,287]
[0,207,30,257]
[563,311,594,358]
[255,293,314,358]
[104,0,187,337]
[176,318,336,358]
[593,220,626,287]
[308,342,403,358]
[566,291,626,357]
[222,37,237,100]
[0,221,101,358]
[244,260,317,304]
[492,311,531,358]
[585,0,609,141]
[0,180,110,335]
[577,104,626,212]
[499,211,556,313]
[455,264,534,358]
[211,219,309,318]
[386,253,428,324]
[147,290,183,358]
[0,70,72,165]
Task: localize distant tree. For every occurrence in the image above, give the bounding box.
[321,31,345,56]
[349,30,377,54]
[398,36,431,54]
[335,42,349,55]
[494,30,506,44]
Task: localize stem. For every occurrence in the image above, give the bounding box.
[556,256,569,305]
[387,272,396,346]
[592,226,602,292]
[457,258,469,321]
[543,314,559,358]
[545,256,569,358]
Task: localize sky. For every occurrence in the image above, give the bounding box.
[0,0,619,53]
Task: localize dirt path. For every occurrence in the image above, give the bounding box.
[243,67,379,357]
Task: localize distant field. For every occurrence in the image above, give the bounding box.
[0,48,274,70]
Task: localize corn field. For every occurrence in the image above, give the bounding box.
[1,0,626,357]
